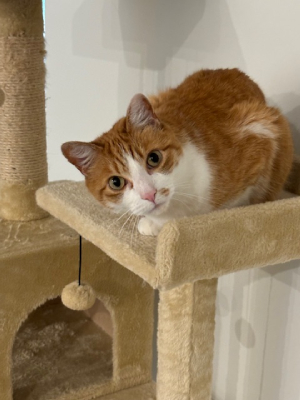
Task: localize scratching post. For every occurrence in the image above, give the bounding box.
[157,280,217,400]
[0,0,47,221]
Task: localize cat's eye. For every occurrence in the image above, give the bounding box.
[108,176,126,190]
[147,150,162,168]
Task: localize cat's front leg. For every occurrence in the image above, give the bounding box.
[138,217,163,236]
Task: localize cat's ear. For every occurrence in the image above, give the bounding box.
[61,141,101,177]
[126,94,161,130]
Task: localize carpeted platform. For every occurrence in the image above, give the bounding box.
[12,298,113,400]
[37,181,300,290]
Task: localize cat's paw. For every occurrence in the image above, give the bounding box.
[138,217,161,236]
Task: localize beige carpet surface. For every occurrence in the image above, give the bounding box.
[0,216,77,260]
[12,298,113,400]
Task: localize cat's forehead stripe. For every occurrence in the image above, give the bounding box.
[125,154,142,177]
[120,142,143,161]
[105,136,144,165]
[113,154,127,172]
[103,140,128,172]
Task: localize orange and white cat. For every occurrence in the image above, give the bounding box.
[62,69,293,236]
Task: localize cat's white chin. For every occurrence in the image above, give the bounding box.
[146,200,170,216]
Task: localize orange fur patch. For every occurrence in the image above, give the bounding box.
[159,188,170,197]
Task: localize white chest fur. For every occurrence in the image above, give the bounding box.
[172,142,212,214]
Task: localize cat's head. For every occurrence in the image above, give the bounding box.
[61,94,182,217]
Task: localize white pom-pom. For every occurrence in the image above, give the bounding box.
[61,281,96,310]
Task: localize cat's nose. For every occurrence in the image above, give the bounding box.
[142,190,157,203]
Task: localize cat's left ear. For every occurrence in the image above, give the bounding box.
[126,94,161,130]
[61,141,101,177]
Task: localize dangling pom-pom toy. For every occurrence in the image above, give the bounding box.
[62,236,96,311]
[62,281,96,310]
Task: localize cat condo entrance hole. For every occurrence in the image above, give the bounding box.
[12,297,113,400]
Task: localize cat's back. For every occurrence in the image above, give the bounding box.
[178,68,265,103]
[150,68,293,206]
[151,68,266,126]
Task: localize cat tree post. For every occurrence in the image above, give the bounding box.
[0,0,47,221]
[157,279,217,400]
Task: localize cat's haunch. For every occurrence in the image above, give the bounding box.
[62,68,293,236]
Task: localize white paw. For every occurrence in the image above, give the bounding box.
[138,217,161,236]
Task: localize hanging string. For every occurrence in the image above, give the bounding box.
[78,235,82,286]
[61,234,96,310]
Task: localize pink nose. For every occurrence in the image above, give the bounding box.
[142,190,157,203]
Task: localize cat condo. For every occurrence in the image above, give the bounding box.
[1,1,300,400]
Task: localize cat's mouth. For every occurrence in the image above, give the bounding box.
[153,203,162,211]
[147,200,169,215]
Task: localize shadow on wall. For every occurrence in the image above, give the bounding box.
[116,0,207,70]
[72,0,245,71]
[71,0,245,112]
[72,0,206,69]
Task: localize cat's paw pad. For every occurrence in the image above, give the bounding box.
[138,218,161,236]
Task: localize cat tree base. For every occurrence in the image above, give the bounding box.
[0,217,153,400]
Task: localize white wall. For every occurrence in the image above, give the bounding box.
[45,1,300,399]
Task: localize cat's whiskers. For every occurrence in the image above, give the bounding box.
[175,192,199,198]
[172,196,194,212]
[118,212,134,237]
[107,209,131,229]
[128,214,136,245]
[130,215,139,246]
[175,191,223,207]
[174,181,193,188]
[118,204,145,237]
[127,214,137,241]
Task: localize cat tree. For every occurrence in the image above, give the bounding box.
[1,1,300,400]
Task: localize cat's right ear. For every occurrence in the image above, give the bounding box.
[126,93,161,130]
[61,141,101,177]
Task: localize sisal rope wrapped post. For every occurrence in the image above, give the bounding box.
[0,0,48,221]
